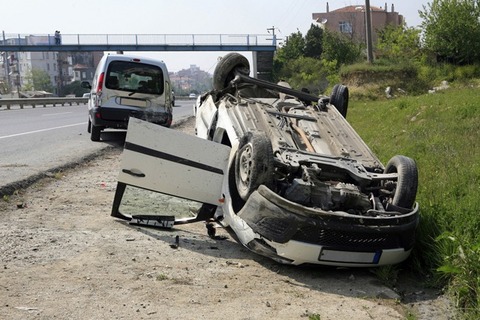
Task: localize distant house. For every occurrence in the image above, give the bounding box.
[312,3,403,45]
[72,64,94,82]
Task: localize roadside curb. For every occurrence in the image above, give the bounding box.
[0,145,114,197]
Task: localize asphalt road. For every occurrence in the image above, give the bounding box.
[0,100,195,194]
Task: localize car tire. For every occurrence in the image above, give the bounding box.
[90,125,102,141]
[330,84,349,118]
[87,119,92,133]
[235,131,274,201]
[213,53,250,91]
[384,155,418,209]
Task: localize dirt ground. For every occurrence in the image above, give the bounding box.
[0,118,454,320]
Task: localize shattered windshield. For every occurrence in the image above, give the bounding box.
[105,60,164,95]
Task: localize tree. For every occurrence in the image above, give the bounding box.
[63,81,89,97]
[273,31,305,82]
[321,30,363,67]
[23,69,54,92]
[275,31,305,62]
[304,24,323,59]
[274,56,328,94]
[377,24,422,62]
[420,0,480,64]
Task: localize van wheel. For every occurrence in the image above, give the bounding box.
[90,125,102,141]
[87,119,92,133]
[330,84,349,118]
[213,53,250,91]
[235,132,274,201]
[384,155,418,209]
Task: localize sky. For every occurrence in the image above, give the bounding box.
[2,0,430,73]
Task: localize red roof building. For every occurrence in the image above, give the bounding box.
[312,3,403,45]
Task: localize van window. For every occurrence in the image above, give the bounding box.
[106,60,165,94]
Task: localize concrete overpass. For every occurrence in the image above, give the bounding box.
[0,32,277,79]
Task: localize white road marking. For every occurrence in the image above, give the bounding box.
[0,122,86,140]
[42,112,73,116]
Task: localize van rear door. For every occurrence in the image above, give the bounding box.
[101,59,168,122]
[111,118,231,225]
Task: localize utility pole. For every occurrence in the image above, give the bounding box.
[2,31,12,94]
[365,0,374,63]
[266,26,278,46]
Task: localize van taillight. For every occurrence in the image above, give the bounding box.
[97,72,105,93]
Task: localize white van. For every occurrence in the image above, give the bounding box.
[81,54,173,141]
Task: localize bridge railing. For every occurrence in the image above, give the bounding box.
[2,33,277,47]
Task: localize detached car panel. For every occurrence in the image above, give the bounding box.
[117,118,230,206]
[111,53,419,267]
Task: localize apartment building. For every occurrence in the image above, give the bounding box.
[1,35,101,95]
[312,2,403,44]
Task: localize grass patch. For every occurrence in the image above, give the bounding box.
[348,87,480,317]
[156,274,169,281]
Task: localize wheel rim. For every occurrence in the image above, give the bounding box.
[238,144,253,186]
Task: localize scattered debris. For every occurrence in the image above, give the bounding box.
[385,87,406,98]
[206,221,216,238]
[16,202,27,209]
[429,80,450,94]
[226,261,245,268]
[385,86,393,98]
[15,306,39,311]
[170,235,180,249]
[205,219,228,240]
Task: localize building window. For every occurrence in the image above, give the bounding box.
[339,21,353,34]
[47,63,50,71]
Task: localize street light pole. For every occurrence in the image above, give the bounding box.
[365,0,374,63]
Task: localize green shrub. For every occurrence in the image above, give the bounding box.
[348,87,480,317]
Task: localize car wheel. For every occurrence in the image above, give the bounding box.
[90,125,102,141]
[213,53,250,91]
[235,131,274,201]
[330,84,349,118]
[87,119,92,133]
[384,155,418,209]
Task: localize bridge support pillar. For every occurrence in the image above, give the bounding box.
[252,51,274,81]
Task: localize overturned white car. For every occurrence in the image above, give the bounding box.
[112,53,419,267]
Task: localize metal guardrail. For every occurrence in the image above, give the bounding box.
[0,96,198,110]
[0,97,88,110]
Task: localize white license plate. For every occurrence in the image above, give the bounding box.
[120,98,147,107]
[319,249,381,264]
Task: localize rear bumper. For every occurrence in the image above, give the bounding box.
[90,107,172,128]
[237,185,419,266]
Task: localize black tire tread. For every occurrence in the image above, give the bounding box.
[385,155,418,208]
[330,84,349,118]
[213,53,250,91]
[235,131,274,201]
